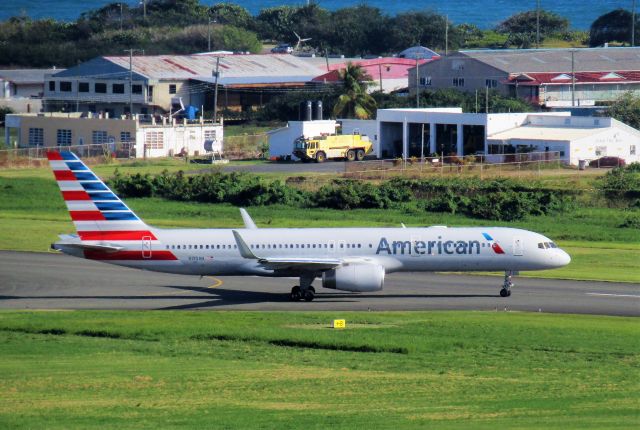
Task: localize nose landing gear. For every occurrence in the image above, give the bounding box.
[500,271,514,297]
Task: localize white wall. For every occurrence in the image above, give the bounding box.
[135,124,223,159]
[339,119,378,155]
[571,128,640,165]
[268,120,337,159]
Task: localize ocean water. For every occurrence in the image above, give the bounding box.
[0,0,630,30]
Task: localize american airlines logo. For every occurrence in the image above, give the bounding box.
[375,233,504,256]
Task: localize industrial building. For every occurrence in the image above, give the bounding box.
[43,54,329,118]
[4,112,223,159]
[411,47,640,107]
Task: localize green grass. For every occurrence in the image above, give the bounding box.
[0,311,637,429]
[0,175,639,282]
[224,123,282,137]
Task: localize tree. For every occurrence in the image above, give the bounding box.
[209,3,254,30]
[325,5,390,56]
[256,6,297,41]
[388,11,462,52]
[589,9,639,47]
[496,9,569,46]
[332,63,377,119]
[607,92,640,129]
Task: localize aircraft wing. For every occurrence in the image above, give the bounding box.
[232,230,342,271]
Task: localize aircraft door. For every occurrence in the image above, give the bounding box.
[142,236,152,259]
[513,237,523,256]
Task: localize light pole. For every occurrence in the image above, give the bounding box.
[213,56,221,123]
[207,18,216,52]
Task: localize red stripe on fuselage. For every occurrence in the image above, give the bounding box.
[492,243,505,254]
[47,151,63,160]
[69,211,106,221]
[78,231,158,241]
[83,250,177,261]
[62,191,91,201]
[54,170,76,181]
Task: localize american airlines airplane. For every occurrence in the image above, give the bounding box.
[48,150,570,301]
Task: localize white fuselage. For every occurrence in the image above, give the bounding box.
[64,226,570,276]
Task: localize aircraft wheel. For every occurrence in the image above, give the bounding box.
[500,288,511,297]
[356,149,365,161]
[290,286,302,301]
[303,288,315,302]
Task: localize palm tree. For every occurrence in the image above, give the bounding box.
[332,63,377,119]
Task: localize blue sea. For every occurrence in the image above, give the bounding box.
[0,0,630,29]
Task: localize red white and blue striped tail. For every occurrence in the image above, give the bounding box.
[47,150,177,263]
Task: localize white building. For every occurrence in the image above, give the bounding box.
[0,69,61,113]
[5,112,223,159]
[342,108,639,165]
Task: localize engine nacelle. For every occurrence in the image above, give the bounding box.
[322,264,385,292]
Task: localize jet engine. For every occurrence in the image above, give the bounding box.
[322,264,385,292]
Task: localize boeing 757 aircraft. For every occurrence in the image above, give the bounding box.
[48,150,570,301]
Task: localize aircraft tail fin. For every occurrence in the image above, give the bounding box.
[47,150,152,240]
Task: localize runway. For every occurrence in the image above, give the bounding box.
[1,251,638,316]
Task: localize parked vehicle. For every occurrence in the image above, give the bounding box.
[293,134,373,162]
[589,156,626,168]
[271,44,293,54]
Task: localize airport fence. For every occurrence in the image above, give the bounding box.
[342,152,564,180]
[0,143,136,168]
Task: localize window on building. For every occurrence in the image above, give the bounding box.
[419,76,432,86]
[485,79,497,88]
[95,83,107,93]
[112,83,125,94]
[148,85,154,101]
[453,77,465,87]
[132,84,142,94]
[57,129,72,146]
[145,131,164,149]
[28,128,43,146]
[204,130,217,140]
[631,145,636,156]
[78,82,89,93]
[60,81,72,92]
[169,84,177,94]
[92,130,108,145]
[48,81,55,92]
[120,131,132,151]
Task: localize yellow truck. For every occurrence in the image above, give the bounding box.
[292,134,373,162]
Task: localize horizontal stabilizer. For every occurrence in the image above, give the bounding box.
[52,241,123,253]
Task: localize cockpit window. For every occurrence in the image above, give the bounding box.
[538,243,544,249]
[549,242,558,248]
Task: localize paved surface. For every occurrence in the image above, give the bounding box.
[1,251,638,316]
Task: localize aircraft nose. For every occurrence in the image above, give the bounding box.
[554,249,571,267]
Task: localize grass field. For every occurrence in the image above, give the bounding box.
[0,311,637,429]
[1,172,639,282]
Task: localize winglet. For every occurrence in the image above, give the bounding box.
[240,208,257,229]
[232,230,258,259]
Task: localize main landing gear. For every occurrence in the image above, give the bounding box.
[500,271,514,297]
[290,275,316,302]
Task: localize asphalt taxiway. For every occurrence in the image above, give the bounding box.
[1,251,638,316]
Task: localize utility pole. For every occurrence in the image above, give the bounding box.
[536,0,540,48]
[633,0,637,47]
[124,49,142,116]
[213,56,221,123]
[142,0,146,20]
[571,49,576,106]
[485,87,489,113]
[378,63,383,92]
[119,3,123,31]
[415,56,420,108]
[445,15,449,56]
